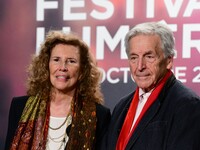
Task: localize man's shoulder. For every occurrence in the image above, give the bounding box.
[117,92,135,106]
[112,91,135,114]
[170,79,200,100]
[96,103,110,113]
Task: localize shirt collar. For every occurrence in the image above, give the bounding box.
[139,88,153,99]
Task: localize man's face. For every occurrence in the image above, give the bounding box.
[128,34,173,92]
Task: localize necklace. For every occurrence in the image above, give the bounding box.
[48,132,66,143]
[47,134,67,150]
[47,115,72,150]
[49,116,68,130]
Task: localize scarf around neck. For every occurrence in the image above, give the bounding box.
[10,95,97,150]
[116,70,172,150]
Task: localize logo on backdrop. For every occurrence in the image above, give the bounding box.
[35,0,200,85]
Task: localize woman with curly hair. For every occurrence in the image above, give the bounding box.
[5,30,111,150]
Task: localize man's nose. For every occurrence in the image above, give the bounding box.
[137,57,146,71]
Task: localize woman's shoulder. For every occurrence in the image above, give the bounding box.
[12,95,29,103]
[10,95,29,110]
[95,103,111,148]
[96,103,110,113]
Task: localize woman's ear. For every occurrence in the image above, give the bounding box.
[78,72,83,80]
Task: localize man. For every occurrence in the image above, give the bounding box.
[103,22,200,150]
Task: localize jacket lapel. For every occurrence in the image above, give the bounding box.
[108,92,134,149]
[115,93,134,136]
[125,99,161,149]
[125,75,176,149]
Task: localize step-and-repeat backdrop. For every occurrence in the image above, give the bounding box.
[1,0,199,148]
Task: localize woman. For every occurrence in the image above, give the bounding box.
[5,30,111,150]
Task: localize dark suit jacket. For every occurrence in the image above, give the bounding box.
[103,75,200,150]
[5,96,111,150]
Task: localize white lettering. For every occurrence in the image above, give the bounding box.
[126,0,134,18]
[174,66,187,83]
[63,0,86,20]
[62,27,71,32]
[82,27,91,47]
[36,27,45,55]
[183,24,200,58]
[146,0,155,18]
[120,67,130,83]
[107,68,120,84]
[90,0,114,20]
[193,66,200,83]
[164,0,183,17]
[96,26,129,60]
[184,0,200,17]
[36,0,58,21]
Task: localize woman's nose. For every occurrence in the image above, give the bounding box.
[59,62,68,71]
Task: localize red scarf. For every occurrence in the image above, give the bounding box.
[116,70,172,150]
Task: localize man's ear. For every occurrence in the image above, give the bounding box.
[166,56,173,69]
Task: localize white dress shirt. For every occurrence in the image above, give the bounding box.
[130,88,152,132]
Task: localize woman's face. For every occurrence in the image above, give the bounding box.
[49,43,81,94]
